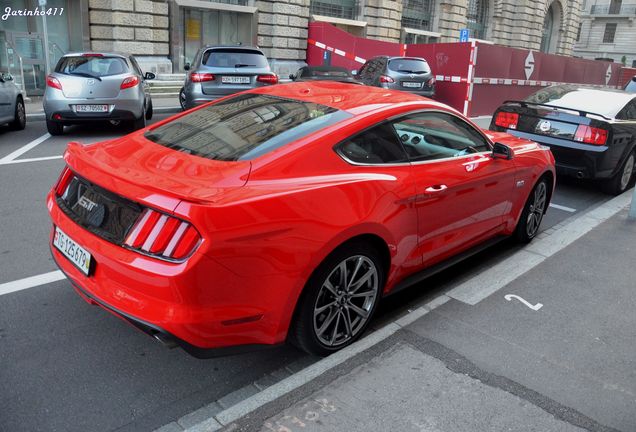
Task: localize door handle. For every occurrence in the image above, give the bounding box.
[424,184,448,193]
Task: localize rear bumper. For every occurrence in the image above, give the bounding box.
[47,190,285,355]
[43,91,145,122]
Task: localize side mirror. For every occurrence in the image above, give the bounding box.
[184,63,191,71]
[289,73,295,80]
[1,73,12,82]
[144,72,156,80]
[351,70,358,76]
[492,142,513,160]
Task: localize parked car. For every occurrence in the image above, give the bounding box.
[355,56,435,98]
[0,72,26,131]
[625,76,636,93]
[43,52,155,136]
[490,85,636,195]
[289,66,360,84]
[179,45,278,111]
[48,81,554,357]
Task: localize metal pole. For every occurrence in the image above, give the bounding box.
[629,187,636,220]
[41,4,51,75]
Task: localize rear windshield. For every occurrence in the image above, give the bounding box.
[56,56,129,77]
[144,94,352,161]
[202,49,268,68]
[525,85,631,118]
[305,69,350,78]
[625,79,636,93]
[388,58,430,74]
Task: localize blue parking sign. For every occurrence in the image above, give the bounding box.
[459,28,470,42]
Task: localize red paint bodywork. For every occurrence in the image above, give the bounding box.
[47,82,555,352]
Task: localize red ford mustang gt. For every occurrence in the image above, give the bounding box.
[47,82,555,357]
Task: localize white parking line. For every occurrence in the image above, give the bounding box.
[0,155,64,165]
[0,270,66,297]
[0,133,51,164]
[549,203,577,213]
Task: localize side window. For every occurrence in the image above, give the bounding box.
[391,112,491,162]
[339,123,408,164]
[618,100,636,120]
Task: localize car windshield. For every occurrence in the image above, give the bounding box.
[144,94,352,161]
[56,56,129,78]
[625,79,636,93]
[202,49,268,68]
[525,85,632,118]
[387,59,430,74]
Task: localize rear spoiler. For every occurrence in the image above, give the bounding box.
[501,100,612,121]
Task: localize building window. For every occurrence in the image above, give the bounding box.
[466,0,489,40]
[603,23,617,43]
[541,3,562,53]
[401,0,434,31]
[310,0,358,20]
[609,0,622,14]
[576,23,582,41]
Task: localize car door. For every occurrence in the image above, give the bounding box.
[0,75,11,121]
[390,111,516,266]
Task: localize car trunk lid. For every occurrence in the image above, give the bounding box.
[56,73,126,99]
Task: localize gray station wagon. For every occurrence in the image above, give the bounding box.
[43,52,155,135]
[0,72,26,131]
[180,46,278,110]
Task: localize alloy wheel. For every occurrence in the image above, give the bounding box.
[313,255,379,348]
[620,153,634,191]
[179,89,187,111]
[17,101,25,126]
[526,181,547,238]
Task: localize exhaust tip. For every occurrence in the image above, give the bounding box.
[152,332,178,349]
[576,171,584,179]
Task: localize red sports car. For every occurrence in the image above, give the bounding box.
[47,82,555,357]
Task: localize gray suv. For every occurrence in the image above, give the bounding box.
[43,52,155,135]
[180,46,278,110]
[0,72,26,131]
[356,56,435,98]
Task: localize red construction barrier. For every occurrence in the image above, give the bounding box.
[306,22,625,117]
[619,67,636,87]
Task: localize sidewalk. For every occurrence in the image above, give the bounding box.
[25,94,181,119]
[176,193,636,432]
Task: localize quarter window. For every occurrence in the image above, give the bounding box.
[391,112,491,162]
[339,123,408,164]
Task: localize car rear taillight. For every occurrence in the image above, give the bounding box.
[256,74,278,84]
[46,75,63,91]
[380,75,395,83]
[190,72,215,83]
[125,209,201,260]
[120,76,139,90]
[574,125,607,146]
[494,111,519,130]
[55,166,74,196]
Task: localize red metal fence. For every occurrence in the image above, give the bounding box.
[306,22,626,117]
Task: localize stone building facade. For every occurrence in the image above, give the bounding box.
[0,0,583,95]
[573,0,636,68]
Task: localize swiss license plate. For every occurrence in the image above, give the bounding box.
[53,227,92,275]
[402,82,422,88]
[75,104,109,113]
[221,76,250,84]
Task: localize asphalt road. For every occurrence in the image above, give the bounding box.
[0,116,615,432]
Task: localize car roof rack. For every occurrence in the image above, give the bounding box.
[502,100,612,121]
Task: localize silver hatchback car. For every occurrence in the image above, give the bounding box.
[356,56,435,98]
[180,46,278,110]
[0,72,26,131]
[43,52,155,135]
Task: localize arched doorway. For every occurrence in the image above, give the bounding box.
[541,2,562,53]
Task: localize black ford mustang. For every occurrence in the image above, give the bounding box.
[490,85,636,195]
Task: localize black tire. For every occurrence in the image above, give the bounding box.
[9,96,26,130]
[46,119,64,136]
[602,151,635,196]
[145,99,153,120]
[514,177,549,243]
[130,103,147,131]
[289,241,384,356]
[179,87,187,111]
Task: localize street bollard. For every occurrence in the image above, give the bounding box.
[630,187,636,220]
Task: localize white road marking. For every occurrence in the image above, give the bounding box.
[0,270,66,297]
[549,203,577,213]
[0,155,64,165]
[449,191,631,305]
[0,133,51,163]
[504,294,543,311]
